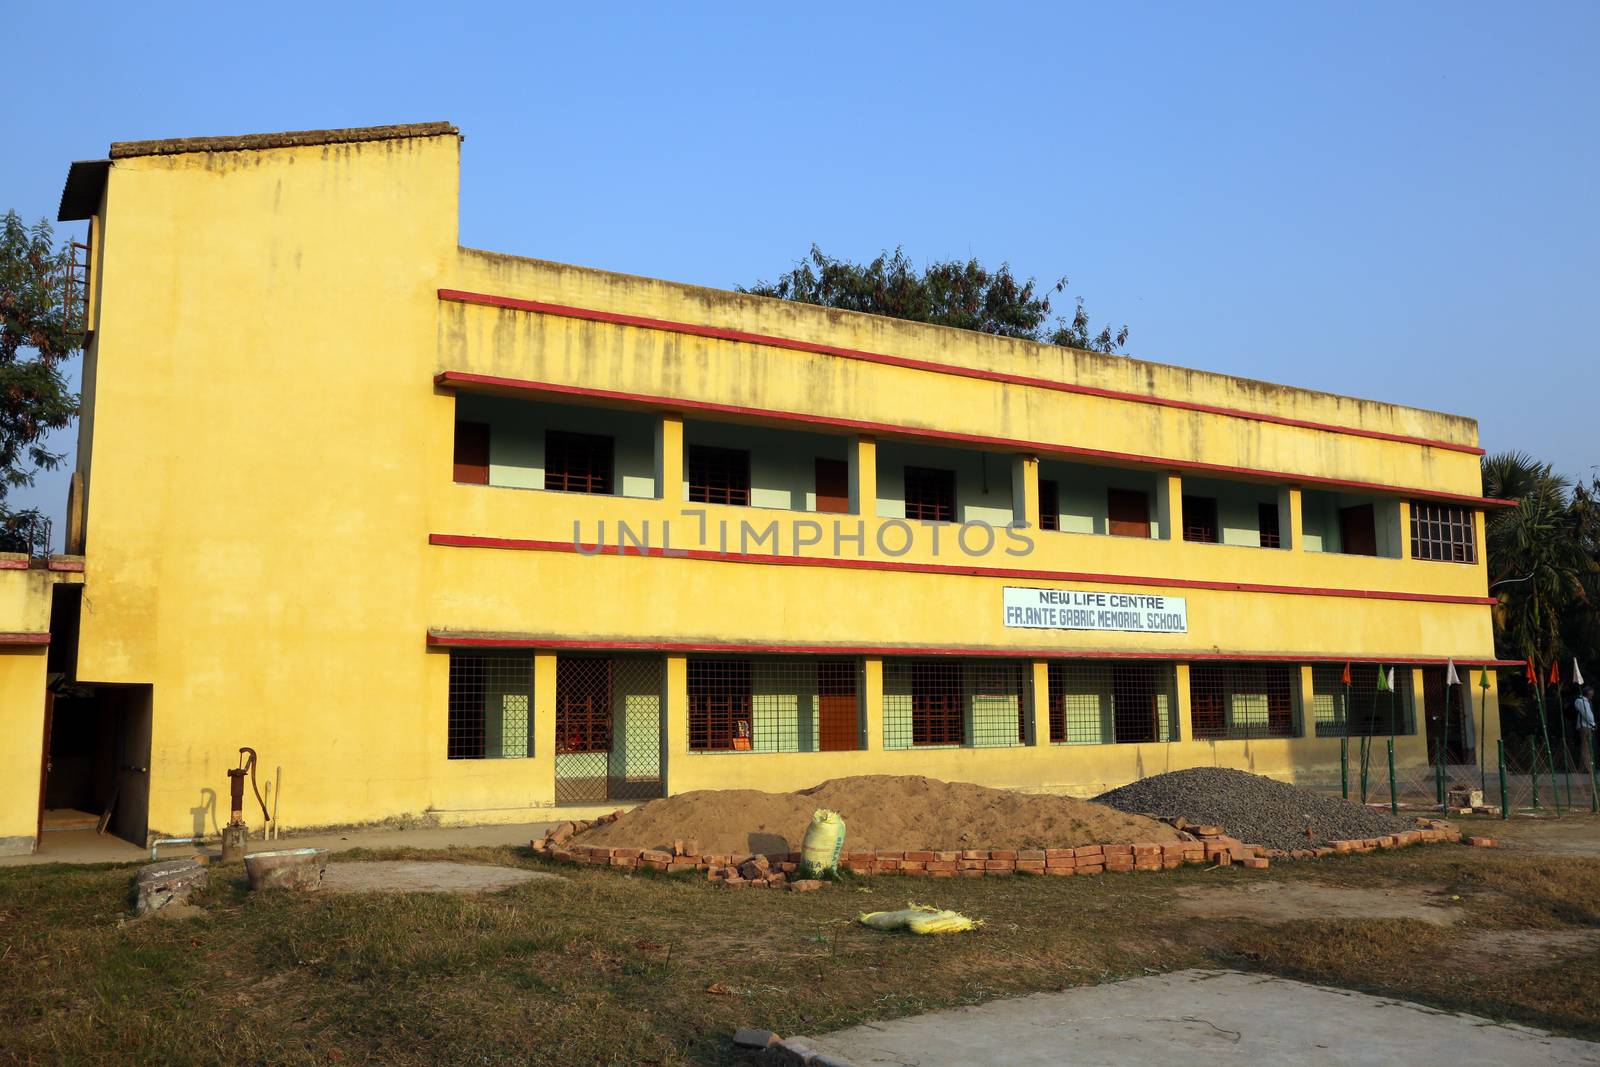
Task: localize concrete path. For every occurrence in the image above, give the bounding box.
[0,822,554,867]
[803,970,1600,1066]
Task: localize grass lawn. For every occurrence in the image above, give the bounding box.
[4,830,1600,1065]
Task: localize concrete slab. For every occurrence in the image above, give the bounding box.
[320,860,563,894]
[805,969,1600,1066]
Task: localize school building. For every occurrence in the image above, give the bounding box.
[0,122,1517,854]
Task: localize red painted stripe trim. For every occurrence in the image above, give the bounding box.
[425,630,1516,667]
[0,559,27,570]
[439,288,1487,456]
[436,371,1512,509]
[428,533,1498,606]
[0,632,50,647]
[45,558,84,572]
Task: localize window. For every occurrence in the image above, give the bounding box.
[1259,502,1282,548]
[883,659,1029,749]
[556,657,612,754]
[1410,501,1477,563]
[1311,664,1414,738]
[1189,663,1299,740]
[904,466,956,522]
[544,430,614,494]
[688,659,753,750]
[1039,479,1060,531]
[447,651,532,759]
[1182,496,1219,544]
[910,661,963,745]
[1108,488,1151,538]
[553,656,665,803]
[688,445,751,506]
[453,421,490,485]
[1049,662,1178,744]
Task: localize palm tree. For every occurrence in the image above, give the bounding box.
[1482,452,1590,669]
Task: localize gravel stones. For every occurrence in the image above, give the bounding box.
[1096,768,1418,853]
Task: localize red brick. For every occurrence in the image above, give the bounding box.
[1182,849,1205,864]
[1240,856,1270,869]
[1076,863,1104,875]
[612,847,642,860]
[610,856,638,869]
[988,850,1017,861]
[905,850,935,862]
[901,860,926,872]
[1045,848,1075,861]
[1161,857,1182,869]
[986,868,1014,877]
[1106,858,1135,873]
[878,858,902,871]
[934,851,959,862]
[1132,844,1161,859]
[1016,860,1045,873]
[1045,857,1077,870]
[959,859,987,870]
[1074,845,1104,859]
[926,859,958,872]
[961,849,987,860]
[929,869,956,878]
[876,850,905,862]
[845,850,874,864]
[984,859,1015,871]
[642,859,669,871]
[641,849,672,863]
[1045,866,1075,876]
[667,860,698,873]
[1103,844,1133,857]
[1465,836,1496,848]
[1133,858,1160,871]
[1213,851,1231,866]
[1018,850,1046,862]
[960,868,986,878]
[1160,843,1186,861]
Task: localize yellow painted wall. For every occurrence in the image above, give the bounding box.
[60,124,1503,839]
[0,565,79,853]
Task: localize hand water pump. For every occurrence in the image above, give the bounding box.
[221,747,270,862]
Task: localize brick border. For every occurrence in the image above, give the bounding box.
[530,815,1465,887]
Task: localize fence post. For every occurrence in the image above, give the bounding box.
[1387,738,1398,816]
[1530,738,1541,810]
[1434,741,1445,807]
[1498,739,1508,820]
[1341,737,1349,800]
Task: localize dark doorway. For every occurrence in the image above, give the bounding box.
[39,685,152,847]
[1422,668,1473,766]
[1339,504,1378,556]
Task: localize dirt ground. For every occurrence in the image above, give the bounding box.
[1172,881,1466,924]
[571,774,1180,853]
[1469,813,1600,856]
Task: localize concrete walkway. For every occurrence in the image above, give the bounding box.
[802,970,1600,1066]
[0,822,553,867]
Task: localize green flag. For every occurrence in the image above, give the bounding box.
[1376,666,1391,692]
[1479,667,1491,690]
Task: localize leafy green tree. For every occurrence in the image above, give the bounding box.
[740,245,1129,354]
[0,211,79,553]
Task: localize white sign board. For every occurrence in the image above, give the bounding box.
[1002,587,1188,634]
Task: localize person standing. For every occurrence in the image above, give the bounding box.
[1576,686,1597,774]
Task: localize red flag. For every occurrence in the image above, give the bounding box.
[1526,661,1538,684]
[1550,661,1562,686]
[1342,662,1352,686]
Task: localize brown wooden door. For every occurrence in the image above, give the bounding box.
[1339,504,1378,555]
[815,458,850,514]
[453,421,490,484]
[816,660,859,751]
[1107,488,1151,538]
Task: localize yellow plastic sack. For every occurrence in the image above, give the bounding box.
[858,902,982,935]
[801,808,846,877]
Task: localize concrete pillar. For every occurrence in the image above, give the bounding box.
[1175,663,1195,741]
[663,654,688,794]
[849,435,877,516]
[1013,455,1040,529]
[1283,486,1302,551]
[1160,473,1184,541]
[1030,660,1050,746]
[1399,500,1413,560]
[1298,664,1316,737]
[656,413,684,502]
[533,652,558,804]
[862,657,884,751]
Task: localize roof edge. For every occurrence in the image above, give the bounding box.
[108,121,459,160]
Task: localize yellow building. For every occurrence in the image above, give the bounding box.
[0,121,1516,855]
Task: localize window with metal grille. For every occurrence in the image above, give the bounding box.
[904,466,956,523]
[1182,496,1219,544]
[1189,663,1300,740]
[883,659,1029,749]
[1048,662,1179,744]
[1259,502,1282,548]
[1039,479,1060,531]
[544,430,614,494]
[1311,664,1415,737]
[554,656,664,803]
[688,445,751,506]
[447,651,532,759]
[687,657,862,753]
[1410,501,1477,563]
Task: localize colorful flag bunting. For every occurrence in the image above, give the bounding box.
[1342,662,1352,686]
[1445,658,1460,686]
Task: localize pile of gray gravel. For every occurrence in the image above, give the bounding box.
[1095,767,1418,852]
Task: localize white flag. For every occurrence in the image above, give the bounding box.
[1386,666,1396,692]
[1577,659,1586,687]
[1445,659,1460,686]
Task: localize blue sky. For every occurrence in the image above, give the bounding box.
[4,3,1596,536]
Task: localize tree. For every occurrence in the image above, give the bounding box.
[740,245,1129,354]
[0,211,79,554]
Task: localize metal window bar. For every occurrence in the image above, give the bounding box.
[686,657,862,753]
[1410,501,1477,563]
[1182,496,1219,543]
[62,240,89,340]
[1258,502,1282,548]
[1039,479,1060,531]
[447,651,533,759]
[554,655,664,802]
[1048,662,1179,744]
[883,659,1029,749]
[1189,663,1300,740]
[903,466,956,523]
[544,430,614,494]
[1311,664,1415,738]
[688,445,751,505]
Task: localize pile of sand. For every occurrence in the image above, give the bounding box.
[565,775,1180,855]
